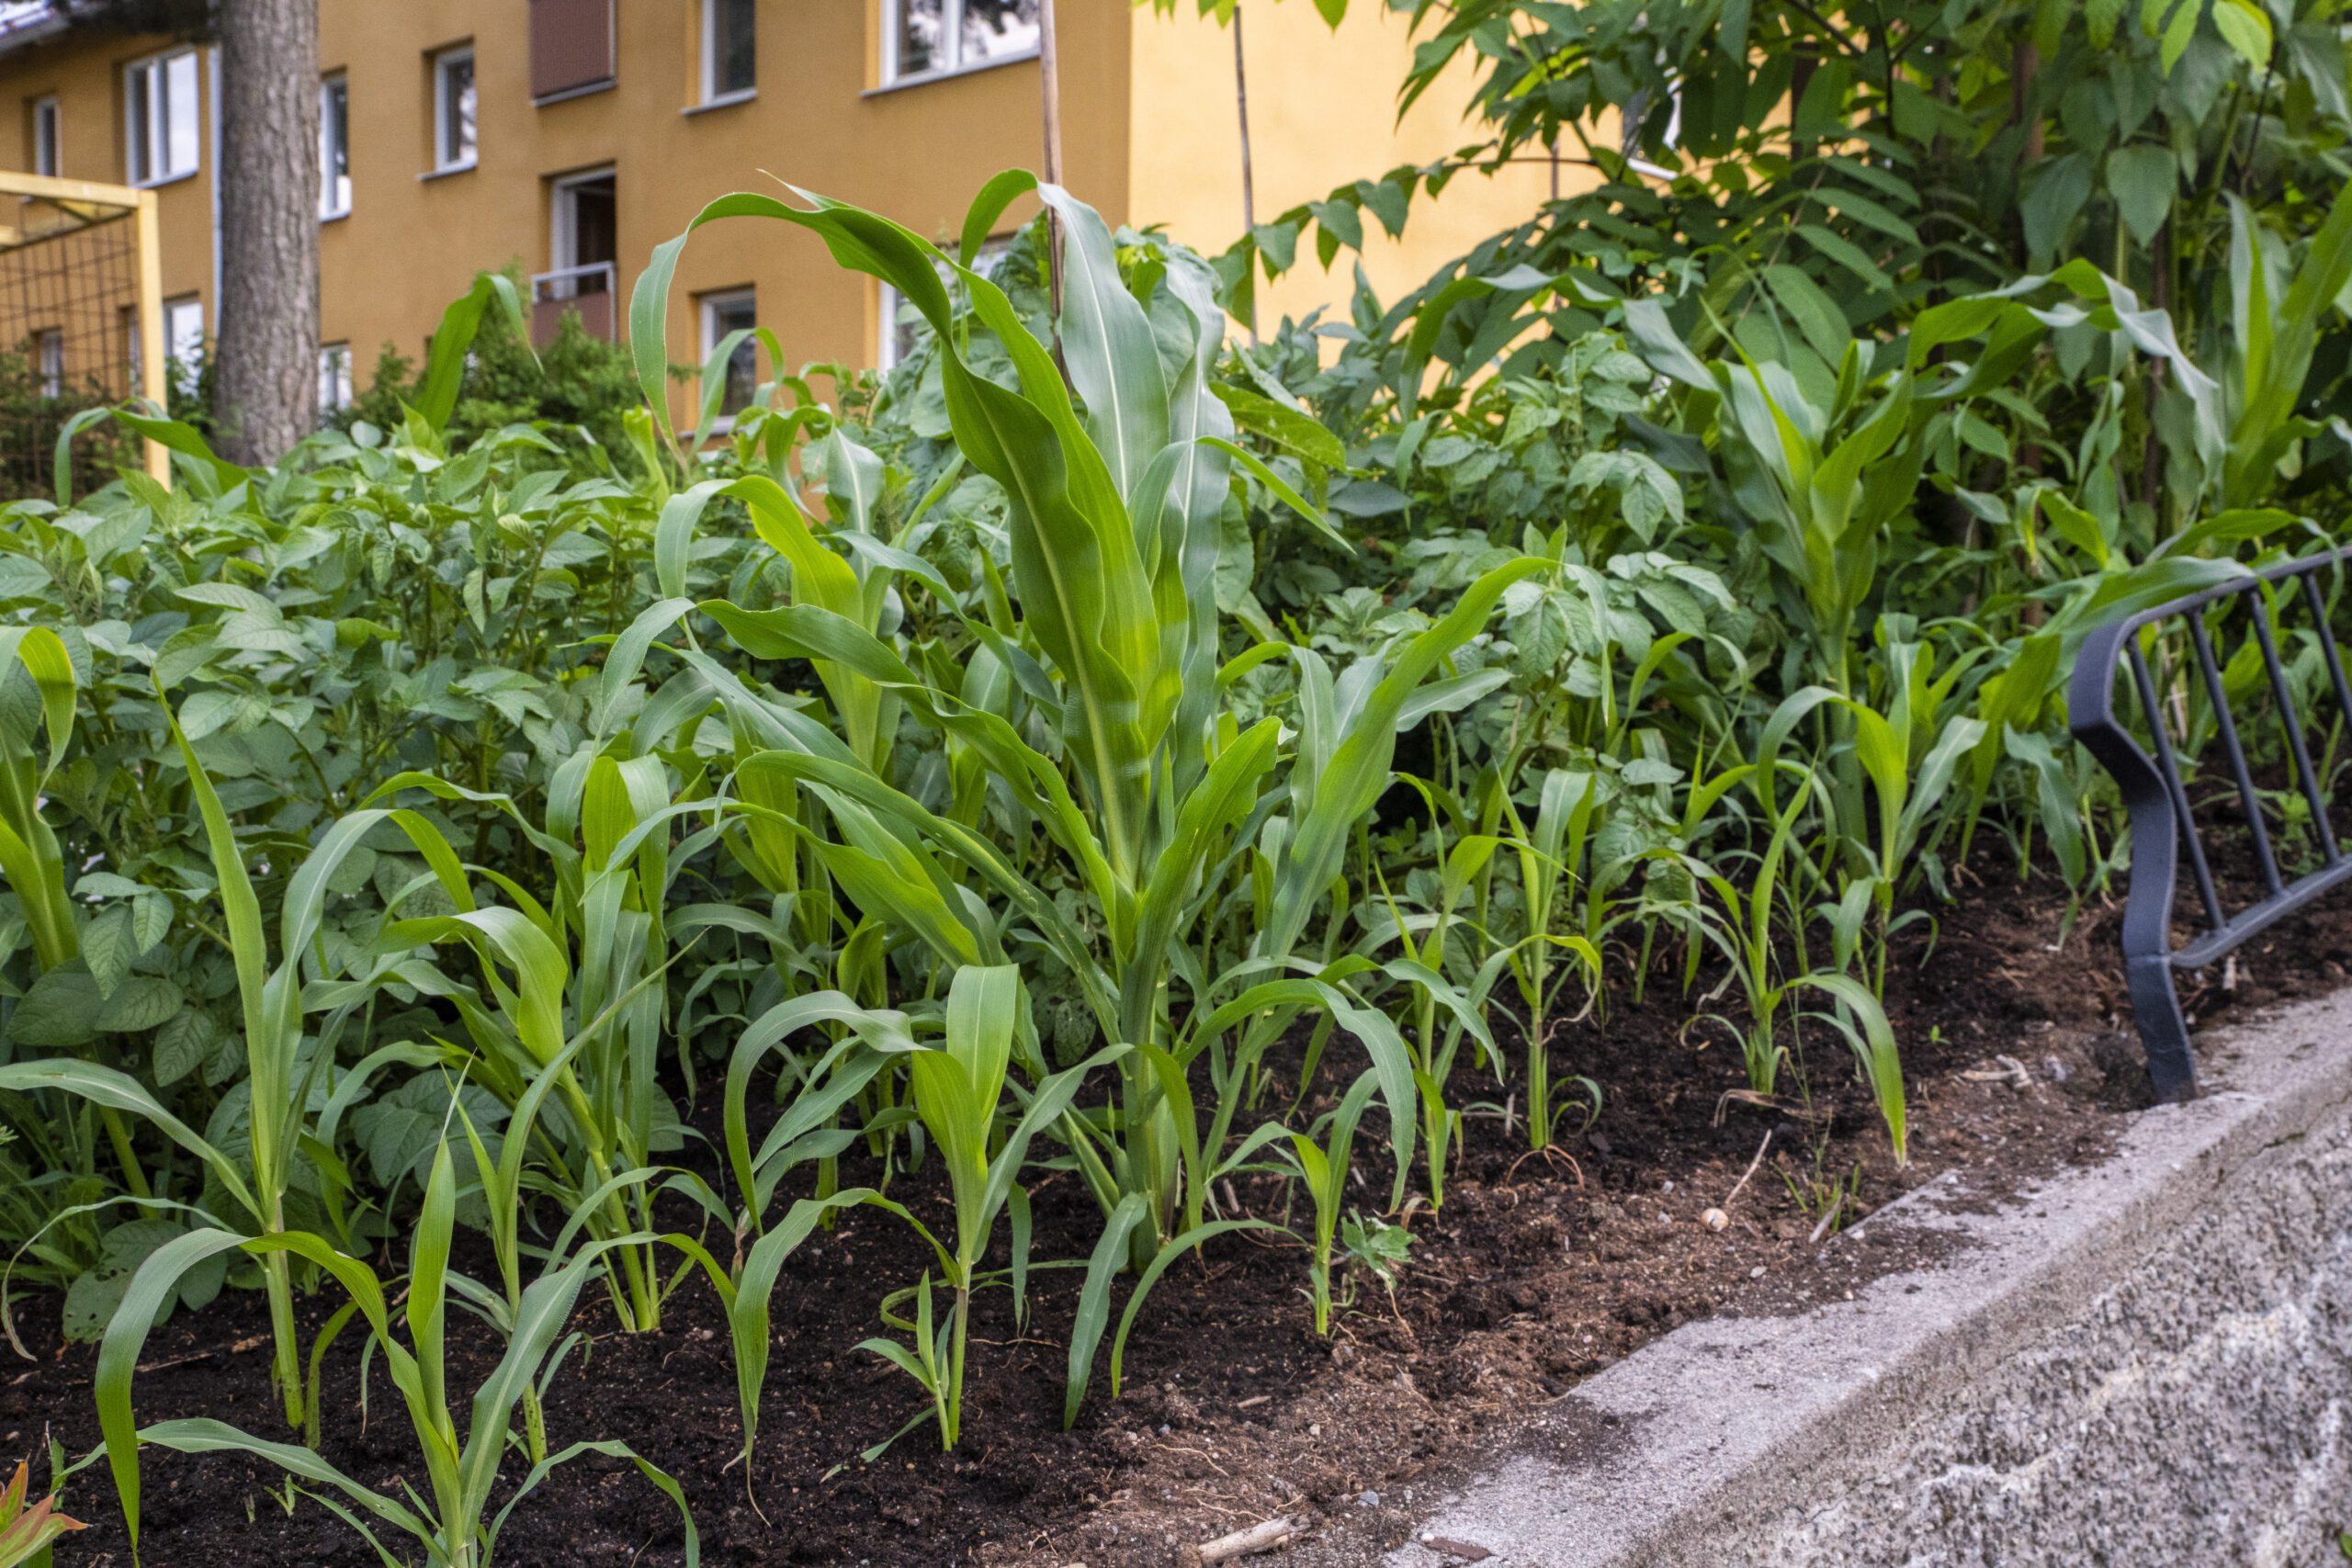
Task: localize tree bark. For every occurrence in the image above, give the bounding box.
[213,0,319,464]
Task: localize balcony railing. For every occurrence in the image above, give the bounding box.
[529,261,616,347]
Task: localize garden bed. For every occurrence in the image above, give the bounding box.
[9,865,2342,1568]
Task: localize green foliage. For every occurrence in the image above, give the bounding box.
[345,280,649,470]
[0,0,2348,1539]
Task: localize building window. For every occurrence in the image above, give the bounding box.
[319,73,350,218]
[120,305,140,392]
[431,45,476,172]
[28,94,56,176]
[698,288,759,418]
[32,328,62,397]
[701,0,755,103]
[125,48,199,186]
[318,343,353,412]
[529,0,614,102]
[163,294,202,396]
[884,0,1041,86]
[533,167,617,344]
[878,237,1010,369]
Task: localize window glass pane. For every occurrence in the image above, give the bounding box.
[164,298,201,396]
[318,344,352,412]
[960,0,1040,66]
[32,98,56,176]
[320,77,349,214]
[714,0,756,95]
[127,65,151,182]
[163,51,198,176]
[441,53,475,165]
[709,296,758,412]
[36,329,62,397]
[895,0,944,77]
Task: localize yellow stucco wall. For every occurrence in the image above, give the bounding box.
[1125,1,1576,330]
[3,31,212,319]
[0,1,1555,423]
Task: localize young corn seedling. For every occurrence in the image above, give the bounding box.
[1280,1069,1385,1337]
[1498,768,1607,1150]
[1364,830,1506,1209]
[96,1144,698,1568]
[858,964,1122,1449]
[0,1458,83,1567]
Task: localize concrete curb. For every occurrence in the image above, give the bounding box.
[1286,987,2352,1567]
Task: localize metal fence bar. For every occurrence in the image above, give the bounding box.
[2186,612,2284,897]
[2070,547,2352,1104]
[2251,603,2339,864]
[2126,641,2226,931]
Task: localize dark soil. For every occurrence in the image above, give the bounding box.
[10,864,2348,1568]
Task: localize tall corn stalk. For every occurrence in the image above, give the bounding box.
[633,179,1536,1266]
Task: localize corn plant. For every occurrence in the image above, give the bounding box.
[1281,1069,1385,1336]
[0,705,477,1427]
[1362,828,1507,1206]
[95,1145,697,1568]
[856,964,1121,1448]
[1497,768,1606,1149]
[352,750,716,1336]
[0,628,78,974]
[1758,664,1985,996]
[633,175,1537,1273]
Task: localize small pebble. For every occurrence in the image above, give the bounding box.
[1358,1490,1381,1508]
[1750,1265,1766,1279]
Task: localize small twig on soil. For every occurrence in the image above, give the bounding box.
[1806,1192,1848,1246]
[1192,1515,1307,1564]
[1712,1089,1824,1127]
[1722,1130,1772,1209]
[1235,1393,1272,1411]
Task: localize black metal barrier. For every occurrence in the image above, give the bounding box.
[2070,548,2352,1102]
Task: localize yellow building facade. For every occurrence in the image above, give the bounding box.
[0,0,1554,419]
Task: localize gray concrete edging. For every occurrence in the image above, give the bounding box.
[1285,987,2352,1567]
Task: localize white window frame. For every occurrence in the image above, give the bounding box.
[698,287,759,423]
[878,235,1010,369]
[881,0,1041,89]
[699,0,756,106]
[33,327,62,398]
[162,295,203,396]
[318,72,350,219]
[430,44,477,174]
[548,164,615,272]
[28,94,56,177]
[317,342,353,412]
[124,47,199,187]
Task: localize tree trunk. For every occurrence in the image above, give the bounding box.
[214,0,319,465]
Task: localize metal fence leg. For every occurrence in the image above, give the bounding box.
[2125,951,2199,1103]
